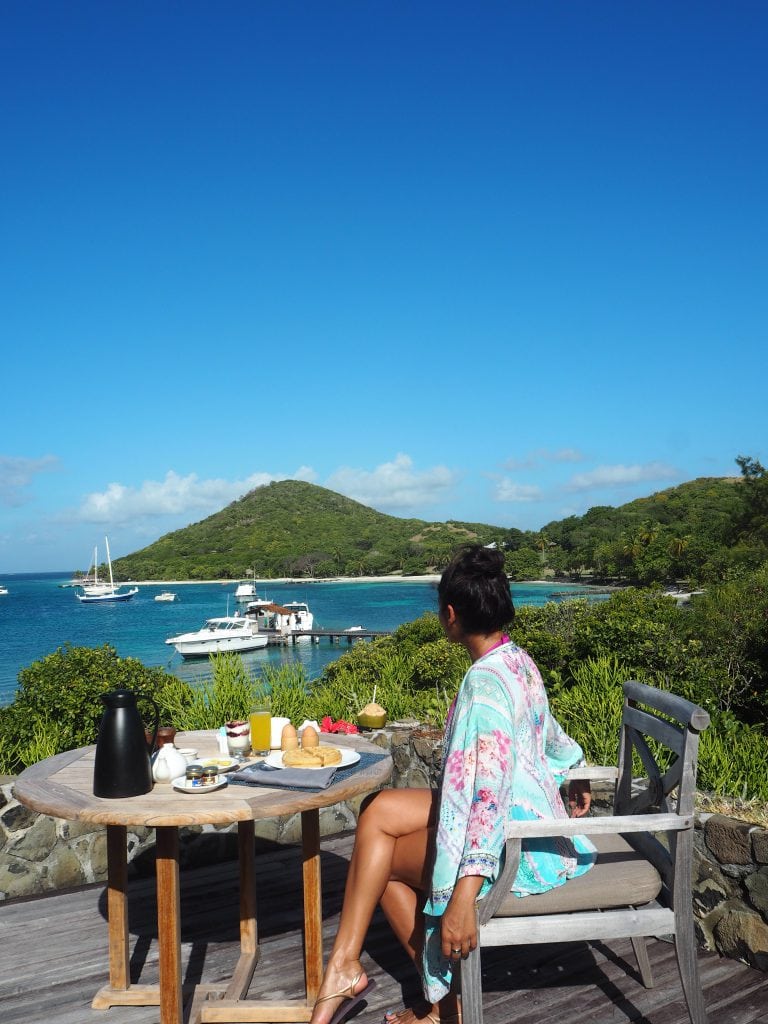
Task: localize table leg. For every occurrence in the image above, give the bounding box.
[91,824,130,1006]
[302,808,323,1004]
[92,823,169,1014]
[107,824,130,988]
[223,820,259,1000]
[156,825,184,1024]
[200,812,321,1023]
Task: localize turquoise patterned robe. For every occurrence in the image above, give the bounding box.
[421,641,596,1002]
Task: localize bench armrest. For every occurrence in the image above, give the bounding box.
[566,765,619,782]
[504,812,690,839]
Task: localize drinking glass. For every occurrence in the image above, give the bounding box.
[249,708,271,756]
[226,720,251,760]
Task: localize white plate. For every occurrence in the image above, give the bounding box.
[196,757,238,771]
[264,747,361,771]
[172,775,228,794]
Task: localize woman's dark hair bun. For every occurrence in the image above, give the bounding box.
[472,546,505,576]
[438,544,514,633]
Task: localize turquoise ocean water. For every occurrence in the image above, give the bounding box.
[0,573,603,707]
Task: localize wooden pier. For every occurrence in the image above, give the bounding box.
[266,628,390,645]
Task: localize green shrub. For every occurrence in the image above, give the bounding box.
[0,644,185,773]
[307,646,425,724]
[549,655,628,766]
[698,712,768,802]
[321,636,398,696]
[511,599,593,688]
[258,663,313,722]
[391,612,443,655]
[159,652,257,731]
[684,566,768,721]
[411,639,469,690]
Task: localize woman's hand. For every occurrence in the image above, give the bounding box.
[568,779,592,818]
[441,875,483,960]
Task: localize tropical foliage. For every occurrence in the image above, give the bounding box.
[105,457,768,590]
[0,645,181,774]
[538,456,768,586]
[110,480,503,580]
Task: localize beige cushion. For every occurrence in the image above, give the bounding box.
[492,832,662,917]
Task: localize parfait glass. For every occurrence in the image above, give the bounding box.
[225,720,251,761]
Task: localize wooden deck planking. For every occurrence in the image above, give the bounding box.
[1,831,767,1024]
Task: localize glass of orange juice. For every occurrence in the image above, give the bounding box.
[249,706,271,756]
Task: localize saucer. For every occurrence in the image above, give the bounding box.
[172,775,228,794]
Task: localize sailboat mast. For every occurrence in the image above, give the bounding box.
[105,537,115,589]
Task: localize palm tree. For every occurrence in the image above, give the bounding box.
[534,532,550,566]
[668,535,690,559]
[621,534,644,561]
[638,522,659,547]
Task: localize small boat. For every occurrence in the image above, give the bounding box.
[165,615,268,658]
[76,538,139,603]
[0,585,8,595]
[234,580,258,602]
[154,591,178,602]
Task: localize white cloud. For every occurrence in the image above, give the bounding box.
[0,455,58,506]
[550,448,586,464]
[326,453,457,509]
[494,479,543,503]
[74,469,286,524]
[566,462,678,492]
[503,448,585,470]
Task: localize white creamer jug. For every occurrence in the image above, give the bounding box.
[152,743,187,784]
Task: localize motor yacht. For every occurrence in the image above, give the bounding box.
[165,615,268,658]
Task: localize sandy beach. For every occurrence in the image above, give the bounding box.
[125,574,443,586]
[122,575,611,589]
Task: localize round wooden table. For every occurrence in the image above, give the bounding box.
[14,730,393,1024]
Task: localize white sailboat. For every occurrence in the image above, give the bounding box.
[79,546,112,596]
[76,538,138,603]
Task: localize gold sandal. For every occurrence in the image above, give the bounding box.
[382,1007,460,1024]
[314,971,376,1024]
[384,1010,461,1024]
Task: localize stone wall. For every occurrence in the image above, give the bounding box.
[694,813,768,971]
[3,724,767,974]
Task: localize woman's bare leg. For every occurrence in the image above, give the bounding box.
[379,875,461,1022]
[380,879,423,963]
[309,788,435,1024]
[380,882,461,1024]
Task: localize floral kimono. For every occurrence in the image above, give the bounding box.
[421,641,596,1002]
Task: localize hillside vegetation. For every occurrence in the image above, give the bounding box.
[111,480,501,580]
[109,456,768,586]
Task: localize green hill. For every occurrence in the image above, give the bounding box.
[111,480,504,580]
[537,475,756,584]
[109,458,767,586]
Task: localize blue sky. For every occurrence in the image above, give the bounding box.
[1,1,766,572]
